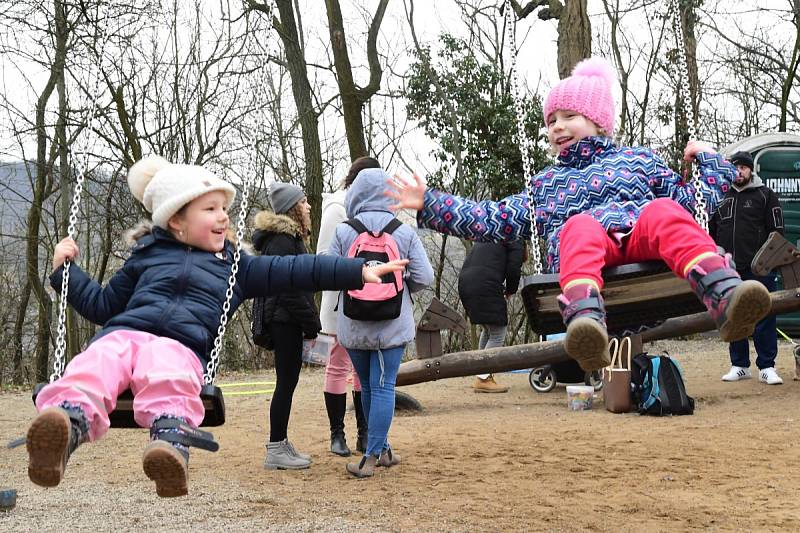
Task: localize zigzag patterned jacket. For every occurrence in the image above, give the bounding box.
[418,136,737,273]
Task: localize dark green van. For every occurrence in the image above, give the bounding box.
[723,133,800,335]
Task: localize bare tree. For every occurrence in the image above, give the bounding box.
[324,0,389,161]
[510,0,591,78]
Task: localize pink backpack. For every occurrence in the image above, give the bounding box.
[342,218,404,321]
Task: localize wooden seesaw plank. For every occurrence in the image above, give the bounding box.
[396,287,800,386]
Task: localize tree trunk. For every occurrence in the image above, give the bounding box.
[556,0,591,79]
[55,27,80,360]
[12,279,32,384]
[28,0,69,382]
[779,1,800,132]
[324,0,388,161]
[272,0,323,247]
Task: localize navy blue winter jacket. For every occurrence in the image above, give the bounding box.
[49,226,364,366]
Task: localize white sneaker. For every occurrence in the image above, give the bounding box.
[759,367,784,385]
[721,366,752,381]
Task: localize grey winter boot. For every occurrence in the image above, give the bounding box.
[285,440,312,462]
[264,439,311,470]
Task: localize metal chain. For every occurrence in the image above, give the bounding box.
[204,2,274,383]
[670,0,708,232]
[504,0,543,275]
[51,3,111,382]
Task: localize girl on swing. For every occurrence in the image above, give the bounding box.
[26,155,407,498]
[387,57,771,371]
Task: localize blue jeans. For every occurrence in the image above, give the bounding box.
[729,271,777,370]
[347,346,405,457]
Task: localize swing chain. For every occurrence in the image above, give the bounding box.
[670,0,708,232]
[51,3,111,382]
[204,3,274,384]
[504,0,543,275]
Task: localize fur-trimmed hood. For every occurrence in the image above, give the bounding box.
[123,220,155,247]
[122,219,253,254]
[252,210,304,252]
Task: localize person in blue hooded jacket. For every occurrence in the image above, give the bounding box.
[329,167,434,478]
[25,156,407,498]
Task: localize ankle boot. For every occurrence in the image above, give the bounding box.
[264,439,311,470]
[26,405,88,488]
[377,446,401,467]
[352,391,368,454]
[143,415,219,498]
[346,454,378,478]
[324,392,351,457]
[557,283,609,371]
[687,254,771,342]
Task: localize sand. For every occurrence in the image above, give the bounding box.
[1,338,799,532]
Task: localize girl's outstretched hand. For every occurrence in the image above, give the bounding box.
[385,173,426,211]
[683,140,716,161]
[362,259,409,284]
[53,237,79,271]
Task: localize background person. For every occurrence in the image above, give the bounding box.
[458,240,525,392]
[710,150,784,385]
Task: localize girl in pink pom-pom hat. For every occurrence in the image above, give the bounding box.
[387,56,770,370]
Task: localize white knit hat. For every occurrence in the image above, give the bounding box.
[127,156,237,229]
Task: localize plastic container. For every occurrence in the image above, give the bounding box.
[302,333,335,365]
[566,385,595,411]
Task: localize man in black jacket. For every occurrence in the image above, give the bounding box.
[710,151,784,385]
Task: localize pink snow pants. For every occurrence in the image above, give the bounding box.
[324,336,362,394]
[35,330,205,441]
[559,198,718,290]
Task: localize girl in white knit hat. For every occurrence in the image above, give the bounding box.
[25,155,407,498]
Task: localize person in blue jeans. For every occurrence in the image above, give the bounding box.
[329,167,434,478]
[710,151,784,385]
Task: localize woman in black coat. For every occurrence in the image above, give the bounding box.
[252,182,320,470]
[458,240,525,392]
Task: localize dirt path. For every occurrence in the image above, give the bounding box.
[2,339,800,532]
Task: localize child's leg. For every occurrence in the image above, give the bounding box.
[35,330,142,440]
[324,339,353,456]
[28,331,141,487]
[324,340,352,395]
[625,198,771,341]
[620,198,718,274]
[558,214,624,370]
[129,335,205,428]
[131,335,210,498]
[346,346,404,478]
[347,349,372,426]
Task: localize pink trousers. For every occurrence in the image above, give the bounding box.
[324,337,361,394]
[36,330,205,441]
[559,198,718,290]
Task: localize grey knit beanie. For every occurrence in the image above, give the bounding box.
[268,182,305,214]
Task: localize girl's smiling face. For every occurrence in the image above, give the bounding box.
[546,110,601,152]
[168,190,230,252]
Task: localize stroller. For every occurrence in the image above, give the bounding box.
[528,359,604,393]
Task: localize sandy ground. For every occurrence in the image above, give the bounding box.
[2,338,800,532]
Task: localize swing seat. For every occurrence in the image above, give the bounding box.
[32,383,226,428]
[521,261,706,336]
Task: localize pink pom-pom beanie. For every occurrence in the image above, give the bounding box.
[543,57,616,136]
